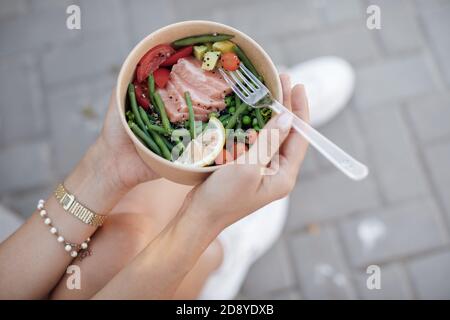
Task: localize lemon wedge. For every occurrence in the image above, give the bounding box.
[175,117,225,167]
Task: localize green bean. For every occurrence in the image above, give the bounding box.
[173,33,234,48]
[226,99,248,130]
[161,135,174,151]
[126,110,135,122]
[128,121,161,155]
[219,114,231,124]
[233,45,263,82]
[149,130,172,160]
[184,91,196,139]
[128,83,147,132]
[139,107,166,134]
[255,108,266,128]
[147,75,160,115]
[153,91,172,133]
[147,123,166,134]
[148,74,155,96]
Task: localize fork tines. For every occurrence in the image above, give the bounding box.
[219,64,266,105]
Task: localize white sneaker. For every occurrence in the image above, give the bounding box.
[281,56,355,127]
[198,197,289,300]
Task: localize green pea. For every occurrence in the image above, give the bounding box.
[242,115,251,125]
[252,117,258,126]
[229,106,236,113]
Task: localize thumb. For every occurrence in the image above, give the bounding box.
[242,112,293,166]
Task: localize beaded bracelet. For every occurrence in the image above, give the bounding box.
[37,199,91,259]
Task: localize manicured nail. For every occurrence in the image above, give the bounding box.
[277,112,293,131]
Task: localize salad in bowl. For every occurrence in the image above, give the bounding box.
[117,21,282,185]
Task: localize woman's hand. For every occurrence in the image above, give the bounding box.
[63,90,159,215]
[90,76,309,299]
[99,90,160,189]
[185,75,310,232]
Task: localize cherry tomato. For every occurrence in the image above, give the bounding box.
[136,44,175,83]
[133,81,150,109]
[220,52,240,71]
[153,68,171,89]
[160,46,193,67]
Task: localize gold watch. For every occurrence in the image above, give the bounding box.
[54,184,106,227]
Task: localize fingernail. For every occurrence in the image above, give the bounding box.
[277,112,293,131]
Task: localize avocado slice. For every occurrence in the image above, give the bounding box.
[193,45,208,61]
[202,51,221,71]
[212,40,236,53]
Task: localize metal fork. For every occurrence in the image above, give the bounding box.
[219,64,369,181]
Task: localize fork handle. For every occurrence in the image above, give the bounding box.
[270,100,369,181]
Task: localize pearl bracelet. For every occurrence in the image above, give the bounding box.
[37,199,91,259]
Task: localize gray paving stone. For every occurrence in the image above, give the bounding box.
[372,0,425,54]
[287,170,380,230]
[0,141,53,193]
[283,22,379,67]
[353,54,437,108]
[257,288,301,300]
[207,0,321,39]
[241,238,296,297]
[28,0,76,10]
[288,226,357,299]
[0,0,27,20]
[316,108,368,170]
[251,36,287,67]
[41,30,127,86]
[407,250,450,299]
[170,0,230,23]
[0,54,45,146]
[424,141,450,223]
[358,103,430,203]
[353,263,414,299]
[419,1,450,87]
[298,148,320,179]
[407,94,450,144]
[79,0,127,39]
[339,198,448,268]
[319,0,364,24]
[123,0,175,45]
[0,2,79,56]
[47,76,112,177]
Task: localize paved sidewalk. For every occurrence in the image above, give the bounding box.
[1,0,450,299]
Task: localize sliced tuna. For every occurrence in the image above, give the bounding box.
[157,56,232,123]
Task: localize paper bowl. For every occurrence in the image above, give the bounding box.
[116,20,282,185]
